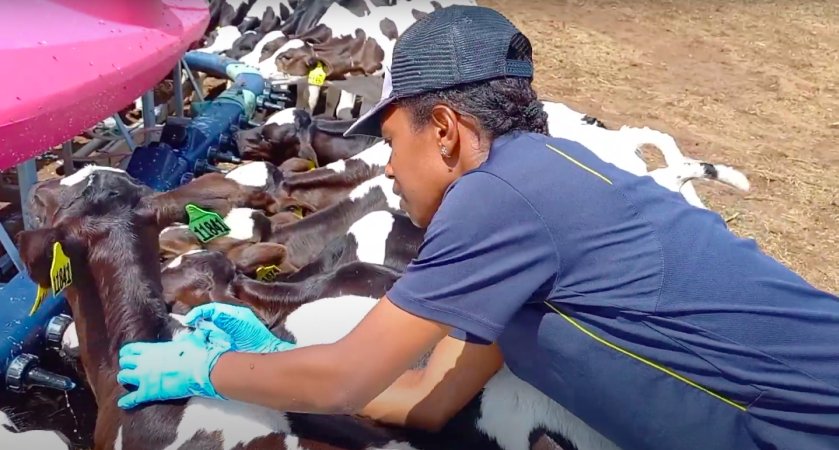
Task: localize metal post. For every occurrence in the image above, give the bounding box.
[0,222,23,273]
[113,114,137,152]
[173,61,184,118]
[16,158,37,231]
[141,90,155,145]
[61,141,75,175]
[181,58,204,102]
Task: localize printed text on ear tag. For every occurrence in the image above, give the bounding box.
[308,62,326,86]
[30,285,48,316]
[291,206,304,219]
[50,242,72,296]
[256,265,282,282]
[186,204,231,243]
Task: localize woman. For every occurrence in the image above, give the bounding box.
[117,5,839,449]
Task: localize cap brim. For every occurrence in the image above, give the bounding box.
[343,95,396,138]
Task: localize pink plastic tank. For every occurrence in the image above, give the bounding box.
[0,0,209,170]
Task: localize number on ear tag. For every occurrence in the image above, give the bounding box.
[307,62,327,86]
[186,204,231,243]
[50,242,72,296]
[256,265,282,282]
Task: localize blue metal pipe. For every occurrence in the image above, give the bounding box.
[125,51,269,191]
[182,51,265,98]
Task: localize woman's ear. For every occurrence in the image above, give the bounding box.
[430,105,460,160]
[16,227,61,288]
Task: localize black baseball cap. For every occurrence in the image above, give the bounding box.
[343,5,534,138]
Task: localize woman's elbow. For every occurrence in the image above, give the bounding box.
[321,377,379,415]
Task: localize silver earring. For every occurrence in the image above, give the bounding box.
[440,145,450,157]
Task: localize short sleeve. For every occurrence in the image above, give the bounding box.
[386,171,558,344]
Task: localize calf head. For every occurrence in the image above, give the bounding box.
[277,30,384,80]
[239,111,318,166]
[259,36,291,63]
[18,169,161,316]
[27,166,146,229]
[159,225,200,260]
[274,43,318,77]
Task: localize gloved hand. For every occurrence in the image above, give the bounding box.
[185,302,296,354]
[116,327,231,410]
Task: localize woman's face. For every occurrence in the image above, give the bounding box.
[380,105,460,229]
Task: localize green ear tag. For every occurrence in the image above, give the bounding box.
[186,204,231,243]
[256,265,282,282]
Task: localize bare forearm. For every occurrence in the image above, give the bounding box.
[210,344,363,414]
[357,369,425,425]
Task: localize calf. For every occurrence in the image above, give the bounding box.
[284,210,423,282]
[158,208,298,275]
[237,108,377,167]
[271,140,391,210]
[148,161,284,227]
[245,289,621,450]
[264,0,476,111]
[238,29,288,65]
[541,100,750,209]
[268,173,403,268]
[225,3,289,59]
[16,167,454,450]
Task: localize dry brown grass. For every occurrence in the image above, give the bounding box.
[484,0,839,293]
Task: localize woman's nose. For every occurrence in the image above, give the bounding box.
[384,161,395,179]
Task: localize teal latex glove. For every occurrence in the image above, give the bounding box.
[116,326,231,410]
[184,302,296,354]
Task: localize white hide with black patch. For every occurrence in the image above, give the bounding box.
[198,25,243,54]
[223,208,257,240]
[264,107,299,127]
[60,165,126,186]
[163,396,292,450]
[224,161,270,187]
[348,174,401,211]
[239,30,286,66]
[349,140,391,167]
[541,101,749,209]
[323,140,392,174]
[281,294,617,450]
[258,39,305,79]
[165,249,206,270]
[347,210,394,265]
[283,295,379,347]
[476,366,620,450]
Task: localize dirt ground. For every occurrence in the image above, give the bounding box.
[483,0,839,294]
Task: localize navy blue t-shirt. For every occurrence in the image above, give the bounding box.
[387,131,839,450]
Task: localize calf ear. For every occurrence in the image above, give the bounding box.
[297,143,319,168]
[136,198,170,232]
[16,228,61,288]
[279,196,317,217]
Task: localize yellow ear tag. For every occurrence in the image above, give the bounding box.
[255,265,282,282]
[306,159,317,171]
[50,242,72,296]
[30,285,49,316]
[307,62,326,86]
[291,206,304,219]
